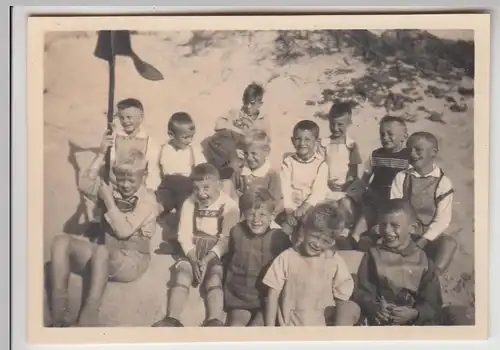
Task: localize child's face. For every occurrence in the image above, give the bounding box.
[301,228,338,257]
[193,177,220,207]
[117,107,143,135]
[407,137,436,172]
[242,97,263,116]
[329,114,351,139]
[243,205,274,235]
[379,210,413,250]
[244,144,269,170]
[380,122,407,151]
[114,170,144,198]
[291,129,317,159]
[169,124,195,150]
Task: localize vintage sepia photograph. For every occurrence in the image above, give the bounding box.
[27,14,490,344]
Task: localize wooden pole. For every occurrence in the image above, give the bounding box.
[104,31,116,184]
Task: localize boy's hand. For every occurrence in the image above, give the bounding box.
[374,310,392,325]
[98,180,115,206]
[388,306,419,325]
[99,132,115,155]
[416,237,429,249]
[328,179,344,192]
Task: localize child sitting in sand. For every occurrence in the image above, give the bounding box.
[353,115,410,248]
[156,112,206,217]
[224,188,292,326]
[263,202,361,327]
[318,101,364,246]
[204,82,270,179]
[277,120,329,239]
[228,129,283,217]
[49,145,159,327]
[390,132,457,274]
[354,199,443,326]
[153,163,240,327]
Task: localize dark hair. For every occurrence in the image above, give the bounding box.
[328,101,352,120]
[190,163,220,182]
[407,131,439,152]
[293,120,320,139]
[117,98,144,112]
[168,112,195,133]
[239,187,276,214]
[242,82,264,104]
[302,202,346,238]
[378,199,416,223]
[380,115,408,133]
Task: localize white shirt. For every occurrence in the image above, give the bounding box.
[281,153,329,211]
[177,191,240,259]
[110,128,162,191]
[320,134,358,186]
[159,142,206,177]
[390,164,454,241]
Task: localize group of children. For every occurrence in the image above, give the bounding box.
[49,82,458,328]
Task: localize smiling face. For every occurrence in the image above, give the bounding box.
[169,123,195,150]
[378,210,413,250]
[329,114,351,139]
[291,129,317,160]
[192,177,220,207]
[379,121,407,152]
[243,205,274,235]
[407,136,437,174]
[244,143,269,170]
[117,106,143,135]
[300,229,337,257]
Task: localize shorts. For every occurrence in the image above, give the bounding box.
[203,129,244,178]
[174,231,223,272]
[156,174,194,213]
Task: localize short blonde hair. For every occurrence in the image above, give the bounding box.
[112,149,148,175]
[243,129,271,151]
[302,202,346,238]
[239,187,276,214]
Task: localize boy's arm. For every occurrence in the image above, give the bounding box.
[269,171,284,216]
[104,192,159,240]
[262,251,289,326]
[353,252,381,318]
[194,145,207,165]
[389,171,405,199]
[305,161,329,207]
[360,154,373,186]
[280,157,294,211]
[210,200,240,259]
[78,152,106,201]
[422,178,454,241]
[146,139,162,191]
[413,259,443,325]
[332,254,355,301]
[177,198,196,256]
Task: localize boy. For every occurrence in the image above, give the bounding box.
[50,145,158,327]
[390,132,457,274]
[354,199,443,326]
[156,112,206,217]
[230,129,283,216]
[353,116,410,247]
[224,188,291,326]
[153,163,240,327]
[318,102,364,244]
[203,82,269,178]
[263,202,360,327]
[278,120,329,237]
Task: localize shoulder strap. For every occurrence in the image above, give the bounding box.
[402,171,412,200]
[189,145,195,170]
[217,203,226,237]
[434,169,454,204]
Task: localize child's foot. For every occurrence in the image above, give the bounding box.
[77,302,100,327]
[201,318,225,327]
[152,316,184,327]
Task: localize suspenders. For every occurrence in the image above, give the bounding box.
[192,202,226,237]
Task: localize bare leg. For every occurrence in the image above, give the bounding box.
[333,300,361,326]
[204,263,224,323]
[77,244,110,326]
[50,235,92,325]
[167,263,193,320]
[249,310,264,327]
[227,309,253,326]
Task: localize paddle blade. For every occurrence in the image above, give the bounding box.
[131,53,164,81]
[94,30,133,61]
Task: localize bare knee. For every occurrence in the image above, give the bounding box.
[51,235,71,260]
[334,300,361,326]
[172,263,193,287]
[204,264,223,289]
[91,244,110,264]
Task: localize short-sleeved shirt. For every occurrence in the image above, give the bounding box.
[159,142,206,178]
[262,248,354,326]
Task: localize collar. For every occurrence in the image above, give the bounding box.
[322,133,355,147]
[112,185,146,200]
[408,164,441,178]
[241,160,271,177]
[115,127,148,139]
[167,140,192,152]
[291,152,323,164]
[379,240,418,257]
